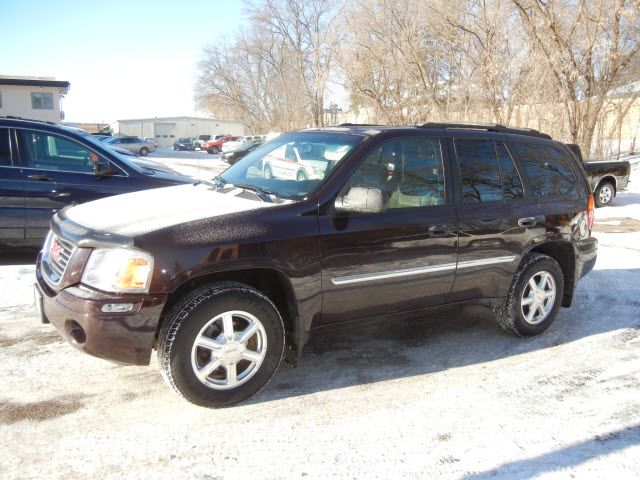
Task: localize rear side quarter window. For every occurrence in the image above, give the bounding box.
[513,142,576,198]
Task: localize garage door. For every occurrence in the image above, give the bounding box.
[154,123,176,148]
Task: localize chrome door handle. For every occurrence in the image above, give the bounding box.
[428,225,450,237]
[28,174,54,181]
[518,217,537,228]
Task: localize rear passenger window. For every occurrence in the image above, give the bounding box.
[347,138,445,208]
[496,142,524,201]
[0,129,11,166]
[455,139,502,203]
[513,143,575,198]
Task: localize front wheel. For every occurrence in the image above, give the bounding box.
[595,181,614,207]
[211,146,220,154]
[140,147,149,156]
[495,253,564,337]
[263,163,273,180]
[158,282,284,407]
[296,169,308,182]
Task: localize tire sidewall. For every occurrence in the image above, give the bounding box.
[595,182,614,207]
[510,257,564,336]
[165,286,284,407]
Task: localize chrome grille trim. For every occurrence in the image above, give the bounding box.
[43,232,77,285]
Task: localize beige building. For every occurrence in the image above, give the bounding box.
[0,75,70,124]
[117,116,245,148]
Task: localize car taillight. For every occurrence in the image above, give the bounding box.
[587,195,594,230]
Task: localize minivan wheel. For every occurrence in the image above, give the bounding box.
[140,147,149,156]
[495,253,564,337]
[296,170,308,182]
[158,282,284,408]
[264,163,273,180]
[595,181,614,207]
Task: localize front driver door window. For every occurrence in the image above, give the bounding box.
[319,137,458,324]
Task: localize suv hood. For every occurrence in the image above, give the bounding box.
[62,183,278,239]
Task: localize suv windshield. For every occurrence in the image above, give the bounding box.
[220,131,364,201]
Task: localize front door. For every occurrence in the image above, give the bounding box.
[16,128,135,242]
[319,137,459,324]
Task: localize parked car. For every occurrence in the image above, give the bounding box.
[564,144,631,207]
[222,135,265,152]
[104,136,156,156]
[220,140,264,165]
[204,136,240,154]
[194,134,229,150]
[0,118,193,247]
[174,137,195,151]
[35,122,597,408]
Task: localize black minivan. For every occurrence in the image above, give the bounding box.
[0,118,193,247]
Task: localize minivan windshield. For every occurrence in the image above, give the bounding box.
[219,131,364,201]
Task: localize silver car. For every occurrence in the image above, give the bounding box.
[104,136,156,156]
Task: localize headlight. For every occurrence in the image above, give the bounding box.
[82,248,154,293]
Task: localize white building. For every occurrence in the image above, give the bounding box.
[0,75,70,124]
[117,116,245,148]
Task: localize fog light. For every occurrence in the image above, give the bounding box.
[65,320,86,346]
[101,303,134,313]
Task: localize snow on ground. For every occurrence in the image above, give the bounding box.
[147,148,230,180]
[0,155,639,479]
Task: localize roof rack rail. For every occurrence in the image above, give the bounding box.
[0,115,57,125]
[416,122,552,140]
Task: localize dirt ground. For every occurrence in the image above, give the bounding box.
[0,153,639,479]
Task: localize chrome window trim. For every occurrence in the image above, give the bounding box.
[330,255,517,285]
[331,262,457,285]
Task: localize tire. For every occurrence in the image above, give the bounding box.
[207,149,214,154]
[140,147,149,156]
[158,282,284,408]
[296,169,308,182]
[595,181,614,208]
[211,146,220,154]
[264,163,273,180]
[494,253,564,337]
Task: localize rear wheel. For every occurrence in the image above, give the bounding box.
[595,181,614,207]
[140,147,149,156]
[158,282,284,408]
[495,253,564,337]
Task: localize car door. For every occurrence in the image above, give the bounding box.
[447,136,546,302]
[0,127,25,242]
[319,136,459,324]
[16,128,137,241]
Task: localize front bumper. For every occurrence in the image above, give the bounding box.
[36,253,167,366]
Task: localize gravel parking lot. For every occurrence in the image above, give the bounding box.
[0,154,639,479]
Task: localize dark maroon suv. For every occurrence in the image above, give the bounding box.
[35,123,598,407]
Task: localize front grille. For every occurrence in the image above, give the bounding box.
[43,233,76,285]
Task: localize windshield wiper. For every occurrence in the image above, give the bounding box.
[232,183,274,203]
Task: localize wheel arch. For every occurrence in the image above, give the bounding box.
[596,176,617,195]
[156,267,302,364]
[526,241,575,308]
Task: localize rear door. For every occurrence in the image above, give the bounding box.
[15,128,138,241]
[0,127,25,242]
[319,136,459,324]
[448,136,546,302]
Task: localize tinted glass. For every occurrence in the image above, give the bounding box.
[348,138,445,208]
[455,138,502,203]
[513,143,575,198]
[496,142,524,201]
[0,129,11,166]
[18,130,95,173]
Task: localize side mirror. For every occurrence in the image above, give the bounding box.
[93,163,117,176]
[335,186,389,214]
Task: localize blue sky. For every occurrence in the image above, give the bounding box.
[0,0,245,124]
